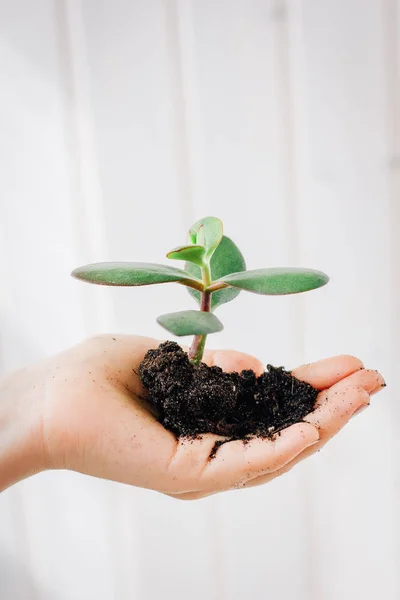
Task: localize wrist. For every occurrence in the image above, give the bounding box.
[0,366,48,491]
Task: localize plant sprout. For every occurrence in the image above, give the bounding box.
[72,217,329,364]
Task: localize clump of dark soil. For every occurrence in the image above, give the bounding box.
[139,341,319,441]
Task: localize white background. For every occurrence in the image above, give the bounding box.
[0,0,399,598]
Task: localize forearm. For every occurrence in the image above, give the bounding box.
[0,368,47,492]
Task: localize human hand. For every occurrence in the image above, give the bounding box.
[0,335,385,497]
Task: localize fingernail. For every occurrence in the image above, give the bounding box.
[306,427,320,446]
[308,439,320,447]
[351,403,370,418]
[364,372,385,395]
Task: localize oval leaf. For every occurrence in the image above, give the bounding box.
[166,244,206,267]
[157,310,223,336]
[188,217,223,255]
[72,262,203,290]
[217,268,329,295]
[185,236,246,310]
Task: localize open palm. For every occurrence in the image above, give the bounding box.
[34,335,384,500]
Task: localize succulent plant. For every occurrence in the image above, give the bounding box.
[72,217,329,363]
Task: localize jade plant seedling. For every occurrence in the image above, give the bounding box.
[72,217,329,364]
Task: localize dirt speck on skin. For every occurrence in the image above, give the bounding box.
[139,342,319,443]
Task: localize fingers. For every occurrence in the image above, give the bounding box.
[169,367,385,496]
[299,385,370,445]
[302,368,384,441]
[171,383,372,498]
[166,423,319,495]
[197,422,319,493]
[243,386,370,489]
[325,368,385,396]
[243,369,384,489]
[292,355,364,389]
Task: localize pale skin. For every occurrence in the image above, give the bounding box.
[0,335,385,498]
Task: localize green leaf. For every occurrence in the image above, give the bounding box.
[217,268,329,295]
[166,244,206,267]
[157,310,223,336]
[185,235,246,310]
[71,262,203,290]
[188,217,223,256]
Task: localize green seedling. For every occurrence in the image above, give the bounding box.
[72,217,329,364]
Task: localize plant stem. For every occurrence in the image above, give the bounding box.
[206,280,229,293]
[188,263,212,364]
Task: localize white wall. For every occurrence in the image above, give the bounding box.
[0,0,399,598]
